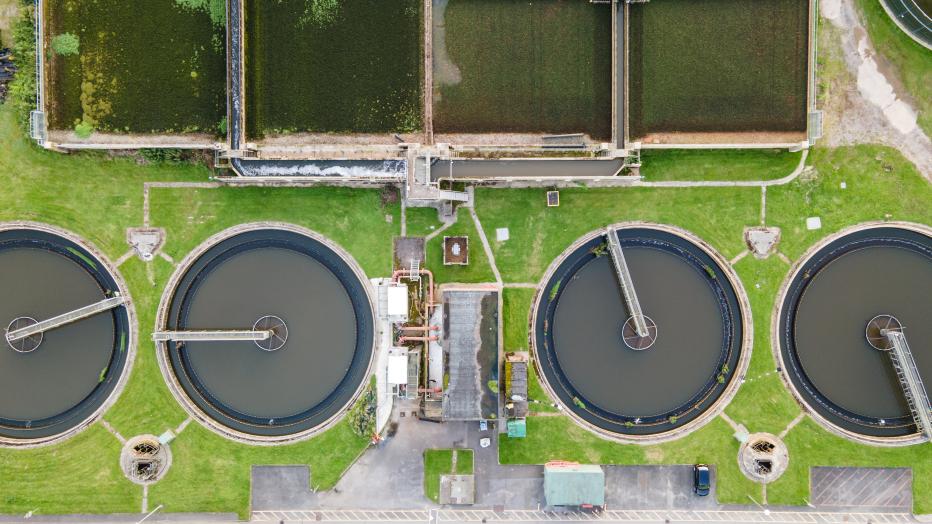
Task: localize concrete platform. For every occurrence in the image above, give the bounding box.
[811,467,912,510]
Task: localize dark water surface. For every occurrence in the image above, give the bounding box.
[0,249,114,420]
[794,246,932,419]
[552,248,723,417]
[183,248,357,419]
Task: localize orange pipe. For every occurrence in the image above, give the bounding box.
[391,269,436,307]
[400,325,440,331]
[399,335,438,343]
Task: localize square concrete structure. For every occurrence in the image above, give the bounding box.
[440,474,476,505]
[443,236,469,265]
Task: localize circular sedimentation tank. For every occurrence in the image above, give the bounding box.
[0,223,134,447]
[775,222,932,444]
[156,223,375,443]
[532,223,751,442]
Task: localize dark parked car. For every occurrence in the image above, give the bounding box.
[694,464,711,496]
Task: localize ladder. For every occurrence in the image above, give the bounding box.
[409,259,421,282]
[885,329,932,440]
[604,227,649,337]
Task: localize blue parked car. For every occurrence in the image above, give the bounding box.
[694,464,711,496]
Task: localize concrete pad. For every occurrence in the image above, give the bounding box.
[440,474,475,505]
[806,217,822,230]
[811,467,912,510]
[126,227,164,262]
[250,465,318,511]
[744,227,780,259]
[604,465,721,510]
[496,228,510,242]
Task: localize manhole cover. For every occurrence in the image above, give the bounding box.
[738,433,788,483]
[120,435,172,485]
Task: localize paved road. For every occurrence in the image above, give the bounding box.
[250,509,916,523]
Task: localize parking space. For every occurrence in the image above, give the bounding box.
[604,465,722,510]
[811,467,912,510]
[251,465,319,511]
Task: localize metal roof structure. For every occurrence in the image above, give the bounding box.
[544,462,605,507]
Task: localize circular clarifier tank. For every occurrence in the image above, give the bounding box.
[0,223,134,447]
[776,222,932,444]
[156,224,375,443]
[532,223,751,442]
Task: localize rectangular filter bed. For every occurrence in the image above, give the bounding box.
[45,0,226,137]
[432,0,612,140]
[245,0,424,139]
[628,0,810,142]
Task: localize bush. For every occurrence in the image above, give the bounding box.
[299,0,342,27]
[51,33,80,56]
[139,148,184,164]
[347,378,376,438]
[174,0,226,27]
[74,120,93,138]
[7,9,36,132]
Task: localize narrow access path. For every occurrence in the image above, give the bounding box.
[779,412,808,439]
[469,207,502,284]
[100,419,126,444]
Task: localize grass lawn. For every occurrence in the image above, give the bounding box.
[487,143,932,510]
[423,448,474,503]
[45,0,226,134]
[639,149,802,182]
[502,288,558,414]
[0,103,395,517]
[426,209,496,284]
[629,0,809,137]
[475,185,759,283]
[433,0,611,138]
[854,0,932,137]
[245,0,422,137]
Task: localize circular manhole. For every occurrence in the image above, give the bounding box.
[120,435,172,485]
[738,433,788,483]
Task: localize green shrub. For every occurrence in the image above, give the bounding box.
[347,378,376,438]
[174,0,226,27]
[74,120,94,138]
[139,148,184,164]
[51,33,80,56]
[299,0,342,27]
[7,9,36,132]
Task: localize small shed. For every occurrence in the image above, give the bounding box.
[506,418,526,438]
[544,462,605,508]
